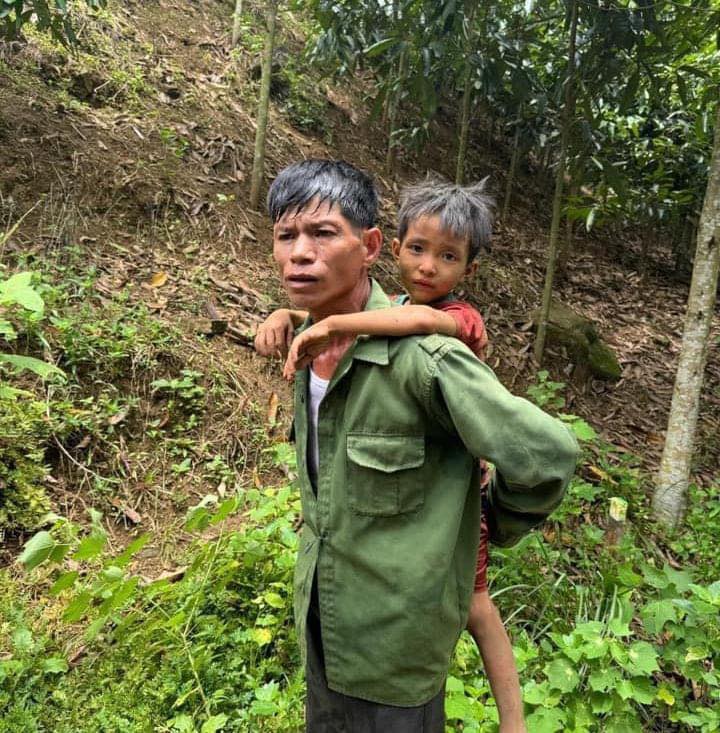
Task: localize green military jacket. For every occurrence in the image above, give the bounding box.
[292,280,579,707]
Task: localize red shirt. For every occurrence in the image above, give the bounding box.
[393,293,490,592]
[392,294,488,360]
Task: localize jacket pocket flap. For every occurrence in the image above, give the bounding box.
[346,434,425,473]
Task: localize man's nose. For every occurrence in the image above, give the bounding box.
[290,232,316,263]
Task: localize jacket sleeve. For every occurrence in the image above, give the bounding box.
[425,339,580,547]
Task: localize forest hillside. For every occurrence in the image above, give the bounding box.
[1,1,719,732]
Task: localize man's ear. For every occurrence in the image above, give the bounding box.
[391,238,402,262]
[363,227,383,266]
[464,260,478,279]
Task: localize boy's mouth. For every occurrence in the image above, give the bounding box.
[412,279,435,289]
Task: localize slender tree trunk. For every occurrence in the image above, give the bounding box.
[385,49,407,175]
[557,177,579,278]
[653,104,720,529]
[456,3,477,185]
[456,64,473,184]
[534,0,578,364]
[231,0,243,46]
[249,0,279,211]
[502,124,521,222]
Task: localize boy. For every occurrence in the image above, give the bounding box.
[256,178,526,733]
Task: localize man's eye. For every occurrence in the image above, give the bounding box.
[317,229,335,237]
[277,232,293,241]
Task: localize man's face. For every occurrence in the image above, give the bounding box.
[273,199,381,316]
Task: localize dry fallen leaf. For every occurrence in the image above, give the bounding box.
[148,271,168,288]
[267,392,279,427]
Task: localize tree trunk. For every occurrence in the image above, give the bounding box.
[557,177,579,278]
[501,124,521,222]
[534,0,578,364]
[231,0,243,47]
[385,48,408,176]
[455,3,477,185]
[653,104,720,529]
[455,62,473,184]
[249,0,279,211]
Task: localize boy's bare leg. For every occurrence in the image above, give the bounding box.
[466,591,526,733]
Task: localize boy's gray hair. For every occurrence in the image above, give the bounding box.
[398,177,494,261]
[267,159,378,229]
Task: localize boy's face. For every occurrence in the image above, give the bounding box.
[391,215,476,305]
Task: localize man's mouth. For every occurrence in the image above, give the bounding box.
[286,274,319,287]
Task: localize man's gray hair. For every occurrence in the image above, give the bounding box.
[267,159,378,229]
[398,177,494,261]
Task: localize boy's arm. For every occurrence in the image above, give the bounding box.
[283,306,458,378]
[255,308,309,358]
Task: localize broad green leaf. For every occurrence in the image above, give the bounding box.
[589,691,613,714]
[113,533,151,568]
[525,706,566,733]
[264,592,285,609]
[684,645,709,663]
[446,675,465,694]
[251,628,272,646]
[641,599,676,634]
[209,497,240,525]
[73,533,107,561]
[626,641,659,675]
[200,714,228,733]
[42,657,68,674]
[0,354,65,380]
[545,658,579,693]
[0,317,16,339]
[445,693,475,721]
[50,570,79,595]
[588,667,619,692]
[656,684,675,705]
[63,591,92,622]
[18,531,56,571]
[12,627,33,652]
[0,272,44,313]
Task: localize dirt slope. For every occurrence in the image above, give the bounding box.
[1,0,718,553]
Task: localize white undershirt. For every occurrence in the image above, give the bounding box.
[307,368,329,489]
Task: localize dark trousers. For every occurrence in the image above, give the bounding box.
[305,583,446,733]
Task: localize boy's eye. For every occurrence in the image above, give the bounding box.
[407,243,424,254]
[442,252,458,262]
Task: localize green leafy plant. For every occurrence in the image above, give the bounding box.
[0,271,64,380]
[526,370,566,411]
[1,0,107,44]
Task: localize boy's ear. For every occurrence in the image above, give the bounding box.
[391,238,402,261]
[464,260,478,279]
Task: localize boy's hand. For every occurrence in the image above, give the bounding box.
[255,309,294,358]
[283,320,333,380]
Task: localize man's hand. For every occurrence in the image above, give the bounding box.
[255,309,295,358]
[283,320,334,379]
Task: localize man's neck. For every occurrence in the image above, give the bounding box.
[309,277,372,380]
[308,277,372,323]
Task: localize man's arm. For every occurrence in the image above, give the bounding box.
[283,306,458,378]
[255,308,309,357]
[427,342,579,546]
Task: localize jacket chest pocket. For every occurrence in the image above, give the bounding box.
[346,434,425,516]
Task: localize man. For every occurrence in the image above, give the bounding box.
[256,159,579,732]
